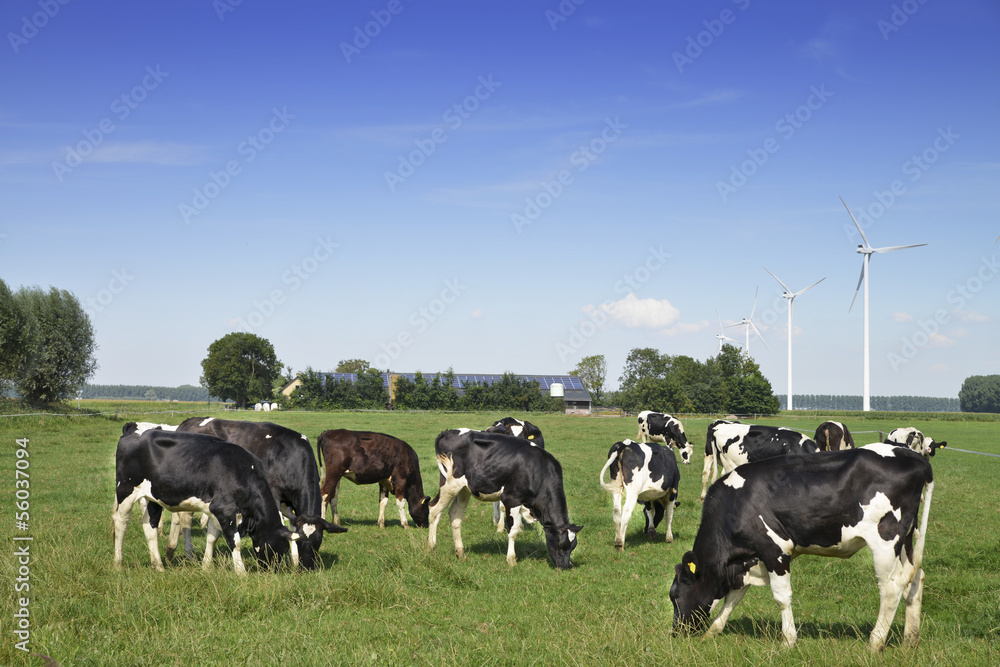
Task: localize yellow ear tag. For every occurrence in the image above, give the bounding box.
[688,562,696,574]
[528,435,535,440]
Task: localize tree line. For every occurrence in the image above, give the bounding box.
[958,375,1000,413]
[778,394,961,412]
[1,280,97,402]
[288,367,563,412]
[82,384,217,402]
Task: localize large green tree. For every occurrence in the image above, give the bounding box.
[0,278,35,392]
[200,332,282,408]
[570,354,607,404]
[13,286,97,403]
[336,358,371,374]
[959,375,1000,413]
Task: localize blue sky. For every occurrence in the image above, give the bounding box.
[2,1,998,398]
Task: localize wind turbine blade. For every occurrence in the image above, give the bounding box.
[792,276,826,297]
[716,309,725,333]
[750,322,768,350]
[872,243,927,254]
[849,263,864,312]
[840,196,872,249]
[762,266,790,294]
[750,287,759,319]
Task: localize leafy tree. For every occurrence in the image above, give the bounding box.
[13,286,97,403]
[0,278,35,392]
[336,358,371,374]
[200,332,282,408]
[356,368,390,408]
[570,354,607,404]
[959,375,1000,413]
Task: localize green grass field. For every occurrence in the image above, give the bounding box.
[1,401,998,665]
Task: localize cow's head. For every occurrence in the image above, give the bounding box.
[925,439,947,457]
[677,442,694,465]
[252,525,297,569]
[543,522,582,570]
[670,551,743,632]
[409,496,431,528]
[292,515,348,570]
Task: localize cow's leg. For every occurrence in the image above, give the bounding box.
[395,494,409,529]
[868,543,914,651]
[616,487,640,550]
[427,485,461,550]
[140,501,165,572]
[202,514,222,570]
[277,507,299,568]
[492,501,502,526]
[496,502,508,533]
[705,585,751,638]
[112,494,140,569]
[661,495,676,543]
[505,505,524,566]
[700,454,715,501]
[166,511,194,560]
[376,482,390,529]
[767,571,797,647]
[322,477,341,525]
[449,489,472,559]
[903,568,925,647]
[229,528,246,575]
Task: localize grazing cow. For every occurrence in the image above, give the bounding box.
[175,417,342,570]
[884,427,947,458]
[670,444,934,650]
[814,421,855,451]
[599,439,680,549]
[428,429,581,568]
[636,411,694,464]
[485,417,545,529]
[113,423,322,574]
[701,421,819,500]
[317,429,430,529]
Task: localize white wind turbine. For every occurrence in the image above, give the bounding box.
[714,309,741,353]
[841,196,927,411]
[763,267,825,411]
[726,287,767,357]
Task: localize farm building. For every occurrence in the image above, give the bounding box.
[280,372,592,414]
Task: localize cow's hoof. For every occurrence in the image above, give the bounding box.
[506,557,517,567]
[615,543,624,551]
[646,530,656,540]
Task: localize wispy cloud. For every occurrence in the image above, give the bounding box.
[88,141,206,165]
[892,311,914,323]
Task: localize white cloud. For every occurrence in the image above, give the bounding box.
[928,333,954,348]
[930,364,948,373]
[892,312,914,323]
[596,294,680,329]
[470,309,484,319]
[954,309,991,323]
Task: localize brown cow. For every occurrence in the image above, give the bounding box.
[317,429,430,529]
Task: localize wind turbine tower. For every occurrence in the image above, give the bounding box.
[726,287,767,357]
[841,196,926,411]
[763,267,825,411]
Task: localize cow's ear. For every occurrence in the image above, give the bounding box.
[568,523,583,533]
[277,526,301,542]
[323,520,347,534]
[679,551,697,581]
[422,496,431,506]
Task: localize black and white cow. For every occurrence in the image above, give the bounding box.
[175,417,342,570]
[701,421,819,500]
[884,427,947,458]
[485,417,545,529]
[670,444,934,650]
[486,416,545,446]
[636,411,693,464]
[427,429,581,569]
[814,421,855,451]
[113,423,335,574]
[599,439,680,549]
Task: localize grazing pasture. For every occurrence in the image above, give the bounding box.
[1,402,998,665]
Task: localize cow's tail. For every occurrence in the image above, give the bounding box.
[823,426,830,451]
[912,480,934,573]
[316,435,324,471]
[599,451,621,494]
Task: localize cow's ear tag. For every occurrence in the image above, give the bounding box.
[688,562,696,574]
[528,435,535,440]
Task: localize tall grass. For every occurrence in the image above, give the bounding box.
[1,405,997,665]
